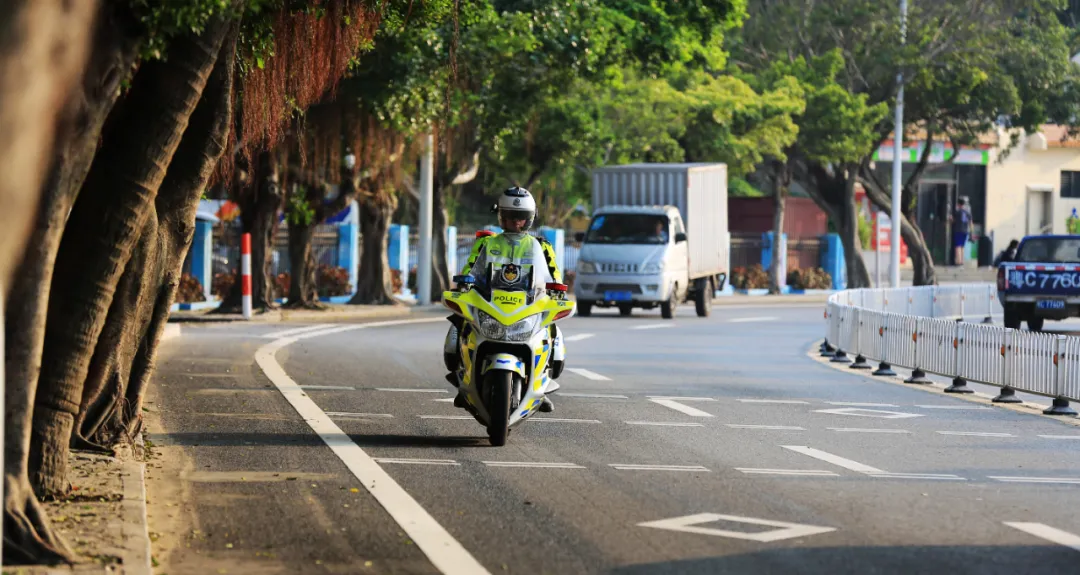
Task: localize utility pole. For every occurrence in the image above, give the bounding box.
[418,133,434,305]
[890,0,908,288]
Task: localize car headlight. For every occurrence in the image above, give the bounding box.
[577,260,597,274]
[642,261,664,273]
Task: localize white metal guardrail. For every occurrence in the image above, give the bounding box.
[823,283,1079,416]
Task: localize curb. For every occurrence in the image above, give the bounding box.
[120,460,151,575]
[167,304,416,323]
[807,339,1080,428]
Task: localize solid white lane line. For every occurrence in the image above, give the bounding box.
[419,415,475,420]
[377,388,448,393]
[564,333,595,342]
[326,412,394,419]
[866,472,966,481]
[826,402,898,407]
[374,458,460,466]
[632,324,674,330]
[610,464,710,472]
[828,428,911,434]
[936,431,1015,438]
[1004,522,1080,552]
[626,421,704,427]
[433,398,455,402]
[726,424,804,430]
[1038,435,1080,439]
[781,446,885,474]
[914,405,990,410]
[299,385,355,391]
[532,417,602,424]
[483,461,585,469]
[648,398,715,417]
[565,368,611,381]
[559,392,628,399]
[991,476,1080,485]
[262,324,335,339]
[737,399,808,405]
[255,317,489,575]
[728,316,778,323]
[736,468,839,477]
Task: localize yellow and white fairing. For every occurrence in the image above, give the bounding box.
[442,277,574,428]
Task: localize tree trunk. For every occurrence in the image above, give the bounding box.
[0,0,98,302]
[840,170,872,289]
[768,163,788,294]
[3,2,138,562]
[75,30,236,449]
[350,194,399,305]
[285,218,322,308]
[430,183,450,302]
[216,153,282,313]
[900,211,937,286]
[31,18,230,497]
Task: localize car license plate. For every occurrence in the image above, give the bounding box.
[605,290,633,302]
[1037,299,1066,310]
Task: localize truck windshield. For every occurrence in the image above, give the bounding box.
[585,214,669,244]
[1014,238,1080,263]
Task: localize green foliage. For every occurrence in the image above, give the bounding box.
[729,177,765,197]
[286,188,316,226]
[128,0,268,60]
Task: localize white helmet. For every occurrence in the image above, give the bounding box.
[496,186,536,230]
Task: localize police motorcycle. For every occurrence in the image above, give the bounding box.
[442,254,575,446]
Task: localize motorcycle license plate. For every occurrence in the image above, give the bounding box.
[1037,299,1066,310]
[605,290,633,302]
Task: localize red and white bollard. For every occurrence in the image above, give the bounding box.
[241,233,252,319]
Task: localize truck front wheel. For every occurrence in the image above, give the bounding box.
[1004,307,1021,329]
[578,300,593,317]
[661,287,676,319]
[1027,317,1045,331]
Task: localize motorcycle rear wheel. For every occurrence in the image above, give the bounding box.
[486,371,513,446]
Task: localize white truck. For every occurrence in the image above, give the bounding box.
[572,163,729,319]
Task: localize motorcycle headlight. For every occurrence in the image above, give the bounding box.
[506,313,542,342]
[577,260,597,274]
[476,309,507,340]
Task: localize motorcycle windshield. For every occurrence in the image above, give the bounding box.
[470,236,552,303]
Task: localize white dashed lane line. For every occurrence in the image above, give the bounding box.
[564,333,595,342]
[565,368,612,381]
[609,464,710,472]
[828,428,911,434]
[626,421,704,427]
[727,316,778,323]
[647,397,716,417]
[736,468,839,477]
[1004,522,1080,553]
[936,431,1015,438]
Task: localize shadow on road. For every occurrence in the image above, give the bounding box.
[608,545,1075,575]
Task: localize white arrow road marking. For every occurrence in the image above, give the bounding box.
[648,397,715,417]
[814,407,924,419]
[262,324,335,339]
[728,316,778,323]
[828,428,911,434]
[374,458,460,466]
[1004,522,1080,552]
[637,513,836,542]
[626,421,705,427]
[936,431,1015,438]
[255,317,490,575]
[738,399,808,404]
[991,476,1080,485]
[610,464,710,472]
[564,333,595,342]
[781,446,885,474]
[736,468,839,477]
[483,461,585,469]
[326,412,393,419]
[565,368,611,381]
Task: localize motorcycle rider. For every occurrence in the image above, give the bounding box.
[443,186,565,412]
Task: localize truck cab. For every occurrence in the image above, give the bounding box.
[573,205,691,318]
[997,234,1080,330]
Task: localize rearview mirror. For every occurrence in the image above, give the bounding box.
[675,232,688,243]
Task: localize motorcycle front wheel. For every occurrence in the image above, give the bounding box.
[485,370,512,446]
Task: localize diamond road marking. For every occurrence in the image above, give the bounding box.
[638,513,836,542]
[814,407,924,419]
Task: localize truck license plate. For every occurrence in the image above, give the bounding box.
[605,290,632,302]
[1037,299,1066,310]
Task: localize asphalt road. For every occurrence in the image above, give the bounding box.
[147,302,1080,574]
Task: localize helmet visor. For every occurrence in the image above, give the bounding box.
[499,209,532,222]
